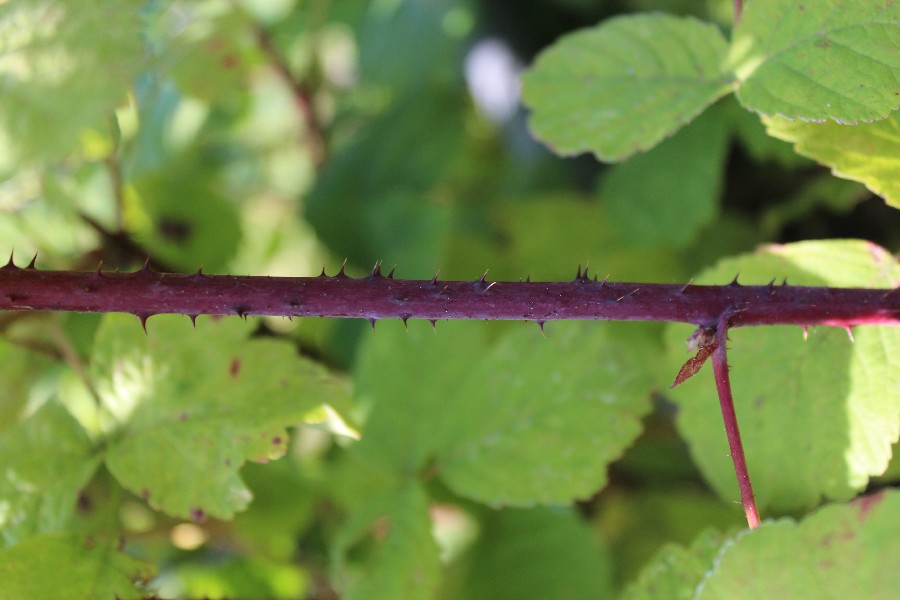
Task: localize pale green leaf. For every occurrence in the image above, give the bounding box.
[438,321,654,505]
[698,490,900,599]
[332,482,441,600]
[0,533,153,600]
[730,0,900,123]
[598,100,730,247]
[0,403,99,547]
[666,240,900,512]
[521,13,733,161]
[440,507,613,600]
[92,314,348,520]
[620,529,728,600]
[0,0,144,162]
[763,112,900,208]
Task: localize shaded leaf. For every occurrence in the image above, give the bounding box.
[598,101,730,247]
[440,507,613,600]
[666,240,900,512]
[730,0,900,123]
[0,533,153,600]
[332,482,441,600]
[763,112,900,208]
[92,315,348,520]
[522,13,732,161]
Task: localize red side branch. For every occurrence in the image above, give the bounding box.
[712,313,760,529]
[0,262,898,328]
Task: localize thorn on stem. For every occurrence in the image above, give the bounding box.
[26,254,37,269]
[368,318,377,331]
[431,270,441,286]
[135,313,151,334]
[729,273,741,287]
[679,278,693,293]
[336,258,349,278]
[387,265,396,279]
[401,314,410,330]
[535,320,546,338]
[319,267,327,278]
[599,274,610,287]
[2,251,16,270]
[188,314,198,328]
[802,325,809,341]
[428,319,437,331]
[370,260,383,279]
[95,261,105,278]
[842,326,855,342]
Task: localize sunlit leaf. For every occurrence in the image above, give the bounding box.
[697,491,900,599]
[666,240,900,512]
[92,315,348,520]
[0,403,99,547]
[763,112,900,208]
[730,0,900,123]
[522,13,733,161]
[0,533,153,599]
[0,0,143,162]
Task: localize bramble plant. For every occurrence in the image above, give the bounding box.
[0,1,898,599]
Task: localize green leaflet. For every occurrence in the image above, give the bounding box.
[521,13,733,162]
[698,490,900,599]
[666,240,900,512]
[764,112,900,208]
[0,403,99,547]
[91,314,349,520]
[730,0,900,123]
[0,533,153,600]
[0,0,144,164]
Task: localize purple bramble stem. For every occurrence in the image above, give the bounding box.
[712,311,761,529]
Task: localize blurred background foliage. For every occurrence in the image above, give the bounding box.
[0,0,898,598]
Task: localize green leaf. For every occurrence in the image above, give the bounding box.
[439,507,613,600]
[0,0,144,162]
[666,240,900,512]
[0,533,153,600]
[0,403,99,547]
[620,529,729,600]
[730,0,900,123]
[598,100,730,247]
[332,482,441,600]
[697,490,900,599]
[92,314,348,520]
[354,320,654,506]
[763,112,900,208]
[521,13,733,161]
[438,321,654,505]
